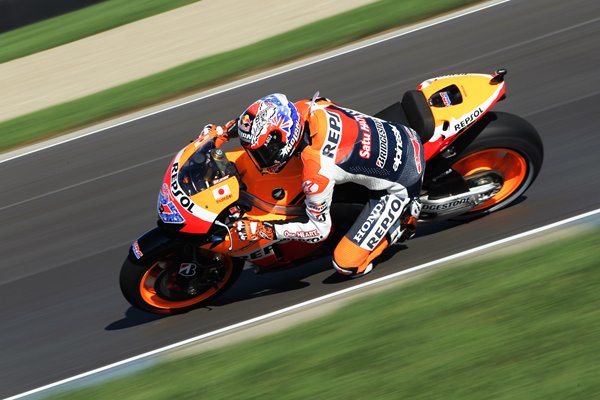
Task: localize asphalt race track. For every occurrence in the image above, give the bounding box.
[1,0,599,397]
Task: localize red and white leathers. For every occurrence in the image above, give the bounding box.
[274,98,425,276]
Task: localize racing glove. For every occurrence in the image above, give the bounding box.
[235,219,276,242]
[199,119,238,148]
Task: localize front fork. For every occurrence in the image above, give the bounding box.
[175,248,229,294]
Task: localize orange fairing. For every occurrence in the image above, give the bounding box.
[227,148,305,218]
[200,149,306,258]
[168,141,241,234]
[191,177,239,213]
[419,73,506,160]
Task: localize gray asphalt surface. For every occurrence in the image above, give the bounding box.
[1,0,600,397]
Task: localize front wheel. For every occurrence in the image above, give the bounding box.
[120,249,243,315]
[451,112,543,218]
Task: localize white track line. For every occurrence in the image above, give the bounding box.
[6,207,600,400]
[0,0,511,165]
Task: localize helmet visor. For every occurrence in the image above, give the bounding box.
[246,130,286,173]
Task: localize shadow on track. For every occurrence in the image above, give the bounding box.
[213,257,332,306]
[105,307,168,330]
[104,204,516,328]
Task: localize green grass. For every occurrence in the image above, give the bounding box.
[0,0,200,63]
[0,0,480,153]
[47,230,600,399]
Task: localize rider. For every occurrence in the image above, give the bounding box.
[203,93,424,277]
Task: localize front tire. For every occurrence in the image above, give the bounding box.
[120,250,243,315]
[450,112,543,218]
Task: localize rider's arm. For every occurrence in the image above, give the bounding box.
[233,173,334,243]
[272,154,335,243]
[272,181,334,242]
[199,119,238,148]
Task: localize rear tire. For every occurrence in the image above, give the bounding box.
[120,250,243,315]
[450,112,543,218]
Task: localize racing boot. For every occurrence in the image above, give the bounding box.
[392,199,422,244]
[332,237,389,277]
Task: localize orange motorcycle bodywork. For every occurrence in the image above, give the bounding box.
[418,73,506,159]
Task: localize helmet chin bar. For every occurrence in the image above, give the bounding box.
[245,148,284,174]
[245,134,288,174]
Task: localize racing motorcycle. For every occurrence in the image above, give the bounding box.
[120,69,543,314]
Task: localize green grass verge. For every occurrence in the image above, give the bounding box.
[0,0,200,63]
[47,230,600,399]
[0,0,479,153]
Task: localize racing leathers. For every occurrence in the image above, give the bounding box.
[214,97,425,276]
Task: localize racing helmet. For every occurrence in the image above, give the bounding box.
[237,93,303,174]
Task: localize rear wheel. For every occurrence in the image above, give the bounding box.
[450,112,543,218]
[120,250,243,315]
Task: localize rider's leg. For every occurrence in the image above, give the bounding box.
[332,236,389,276]
[332,193,410,276]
